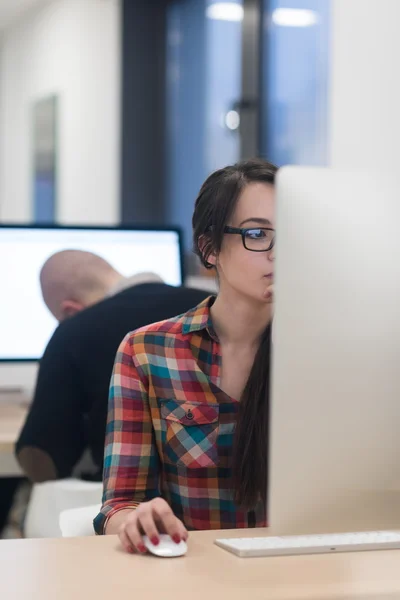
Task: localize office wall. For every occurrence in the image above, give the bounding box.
[329,0,400,169]
[0,0,120,391]
[0,0,120,224]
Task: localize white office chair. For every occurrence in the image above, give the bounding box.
[24,479,103,538]
[59,503,101,537]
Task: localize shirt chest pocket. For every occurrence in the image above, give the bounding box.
[160,399,219,469]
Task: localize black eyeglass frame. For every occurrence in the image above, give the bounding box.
[224,226,275,252]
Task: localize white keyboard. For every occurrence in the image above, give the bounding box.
[215,530,400,558]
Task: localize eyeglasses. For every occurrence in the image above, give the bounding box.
[224,226,275,252]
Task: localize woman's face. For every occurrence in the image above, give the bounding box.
[214,182,275,305]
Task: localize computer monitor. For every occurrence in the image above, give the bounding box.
[0,224,183,362]
[268,167,400,535]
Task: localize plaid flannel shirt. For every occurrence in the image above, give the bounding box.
[94,297,266,534]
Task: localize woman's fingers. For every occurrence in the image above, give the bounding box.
[121,514,147,554]
[118,499,189,553]
[137,509,161,545]
[118,526,136,553]
[152,499,188,543]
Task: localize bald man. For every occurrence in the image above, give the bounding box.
[16,250,209,482]
[39,250,123,321]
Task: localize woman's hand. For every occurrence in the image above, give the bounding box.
[118,498,188,554]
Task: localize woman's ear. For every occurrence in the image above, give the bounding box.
[198,234,217,268]
[205,252,217,268]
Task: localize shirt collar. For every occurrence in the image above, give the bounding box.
[106,272,164,298]
[181,296,218,340]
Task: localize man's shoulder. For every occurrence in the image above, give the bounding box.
[72,283,207,316]
[52,284,142,334]
[47,293,120,350]
[52,284,211,351]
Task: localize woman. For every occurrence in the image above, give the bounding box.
[94,158,277,553]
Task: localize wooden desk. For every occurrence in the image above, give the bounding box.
[1,529,400,599]
[0,403,28,476]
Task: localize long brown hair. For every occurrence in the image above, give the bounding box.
[192,158,277,509]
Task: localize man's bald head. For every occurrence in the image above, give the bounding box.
[40,250,122,321]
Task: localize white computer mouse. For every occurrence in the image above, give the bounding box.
[142,534,188,558]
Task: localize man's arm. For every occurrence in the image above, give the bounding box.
[15,325,86,482]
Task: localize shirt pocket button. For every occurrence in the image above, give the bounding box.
[186,409,194,421]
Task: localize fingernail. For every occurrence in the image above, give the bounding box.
[138,544,147,554]
[151,536,159,546]
[127,546,135,554]
[173,534,181,544]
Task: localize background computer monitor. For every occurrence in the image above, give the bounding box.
[0,224,183,362]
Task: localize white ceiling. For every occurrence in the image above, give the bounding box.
[0,0,49,32]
